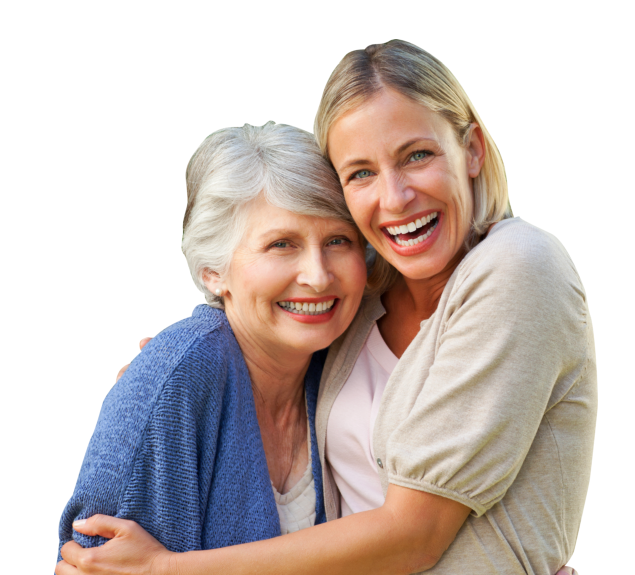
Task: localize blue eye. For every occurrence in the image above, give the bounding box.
[354,170,372,179]
[272,241,289,248]
[328,238,350,246]
[409,151,428,162]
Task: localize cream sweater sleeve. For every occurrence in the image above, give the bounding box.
[379,221,592,515]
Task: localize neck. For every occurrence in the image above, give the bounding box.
[394,247,466,322]
[225,309,310,417]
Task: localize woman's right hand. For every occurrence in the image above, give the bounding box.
[56,515,175,575]
[116,337,152,382]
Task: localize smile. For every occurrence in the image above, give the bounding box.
[277,299,336,316]
[384,212,439,246]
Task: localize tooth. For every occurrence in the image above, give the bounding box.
[309,303,316,312]
[407,222,416,232]
[316,302,323,312]
[302,303,308,311]
[407,238,414,245]
[329,299,334,308]
[416,219,423,228]
[294,302,301,310]
[399,225,408,234]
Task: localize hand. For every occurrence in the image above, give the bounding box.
[556,568,577,575]
[116,337,152,382]
[56,515,175,575]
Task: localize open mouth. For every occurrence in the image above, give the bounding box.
[277,299,337,316]
[384,212,440,247]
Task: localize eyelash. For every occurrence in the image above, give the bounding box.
[348,149,432,182]
[268,237,351,250]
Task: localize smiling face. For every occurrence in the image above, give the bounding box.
[206,195,367,360]
[328,88,485,282]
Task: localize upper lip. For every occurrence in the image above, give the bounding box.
[277,296,338,303]
[380,209,440,229]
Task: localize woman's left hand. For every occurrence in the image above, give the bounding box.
[55,515,175,575]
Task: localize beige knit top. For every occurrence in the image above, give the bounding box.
[316,218,597,575]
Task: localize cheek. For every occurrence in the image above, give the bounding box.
[342,252,368,297]
[343,190,373,229]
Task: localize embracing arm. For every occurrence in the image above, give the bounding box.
[60,494,577,575]
[183,486,468,574]
[60,485,469,575]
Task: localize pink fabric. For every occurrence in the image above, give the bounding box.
[325,323,398,516]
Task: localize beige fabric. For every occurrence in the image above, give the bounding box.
[316,218,597,575]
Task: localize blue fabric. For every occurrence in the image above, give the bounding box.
[58,305,327,560]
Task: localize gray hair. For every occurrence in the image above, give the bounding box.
[314,40,513,294]
[182,121,356,307]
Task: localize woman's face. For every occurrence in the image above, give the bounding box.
[212,196,367,358]
[328,89,484,282]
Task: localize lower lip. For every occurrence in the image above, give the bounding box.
[278,300,339,324]
[382,214,443,256]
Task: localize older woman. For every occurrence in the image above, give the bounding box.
[56,121,367,557]
[59,41,591,575]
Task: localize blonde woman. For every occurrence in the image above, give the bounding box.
[58,41,591,575]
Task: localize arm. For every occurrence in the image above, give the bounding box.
[58,329,218,559]
[59,485,469,575]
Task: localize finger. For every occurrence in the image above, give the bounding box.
[55,559,78,575]
[139,337,152,350]
[73,514,135,539]
[555,568,575,575]
[116,363,130,382]
[60,541,84,567]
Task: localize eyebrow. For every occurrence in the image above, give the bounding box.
[258,225,355,240]
[339,138,438,171]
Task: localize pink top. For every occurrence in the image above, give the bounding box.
[325,323,398,516]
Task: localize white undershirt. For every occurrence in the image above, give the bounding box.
[325,323,398,516]
[270,417,316,533]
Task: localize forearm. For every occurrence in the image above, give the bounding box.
[171,507,438,575]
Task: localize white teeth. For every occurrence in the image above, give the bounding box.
[278,299,335,315]
[393,218,439,247]
[385,212,438,236]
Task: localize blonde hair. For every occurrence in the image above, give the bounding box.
[314,39,512,294]
[182,121,356,307]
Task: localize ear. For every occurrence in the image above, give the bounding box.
[466,124,486,178]
[202,269,226,296]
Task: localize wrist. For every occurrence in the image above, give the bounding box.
[153,550,179,575]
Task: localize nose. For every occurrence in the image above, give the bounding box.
[297,246,334,293]
[378,170,416,214]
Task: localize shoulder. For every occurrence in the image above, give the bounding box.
[457,218,584,298]
[444,218,589,349]
[111,305,242,406]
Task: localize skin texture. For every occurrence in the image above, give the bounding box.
[203,196,367,492]
[56,93,576,574]
[328,88,485,356]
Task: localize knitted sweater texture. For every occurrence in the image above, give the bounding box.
[58,305,326,560]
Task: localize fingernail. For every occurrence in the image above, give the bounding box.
[73,519,87,526]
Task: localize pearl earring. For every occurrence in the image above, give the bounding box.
[214,288,222,296]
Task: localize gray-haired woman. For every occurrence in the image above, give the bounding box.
[56,121,368,558]
[59,41,589,575]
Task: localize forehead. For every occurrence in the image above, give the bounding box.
[241,196,354,241]
[328,89,453,164]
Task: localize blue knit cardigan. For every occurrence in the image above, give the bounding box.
[58,305,327,560]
